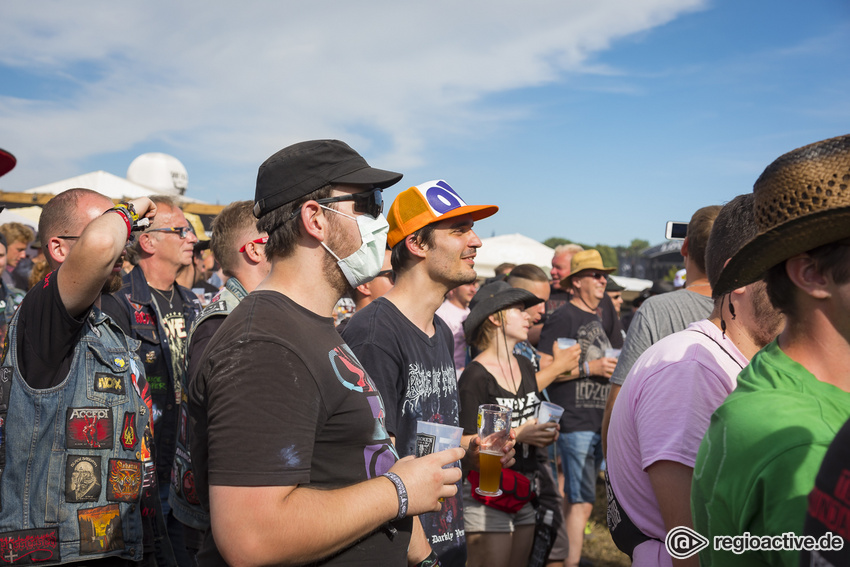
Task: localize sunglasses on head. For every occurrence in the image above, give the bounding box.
[288,188,383,221]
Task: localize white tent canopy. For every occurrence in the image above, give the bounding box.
[23,170,208,204]
[475,233,556,279]
[475,233,651,291]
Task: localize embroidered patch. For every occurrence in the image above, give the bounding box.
[77,504,124,555]
[66,407,113,450]
[146,375,165,393]
[134,311,154,325]
[94,372,125,395]
[121,412,137,451]
[107,459,143,502]
[415,433,436,458]
[182,469,199,505]
[65,455,102,503]
[145,351,156,364]
[0,527,60,564]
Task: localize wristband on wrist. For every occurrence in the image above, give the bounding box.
[416,550,441,567]
[382,472,408,521]
[582,361,590,377]
[117,202,140,223]
[105,206,132,240]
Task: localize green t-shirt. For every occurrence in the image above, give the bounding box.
[691,340,850,566]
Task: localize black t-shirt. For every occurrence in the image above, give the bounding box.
[538,302,612,433]
[15,269,88,390]
[189,291,410,566]
[800,416,850,567]
[544,286,623,348]
[341,297,466,567]
[458,357,542,474]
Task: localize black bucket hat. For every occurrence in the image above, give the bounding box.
[253,139,403,218]
[463,281,543,343]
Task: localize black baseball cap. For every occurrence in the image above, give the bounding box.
[253,140,403,218]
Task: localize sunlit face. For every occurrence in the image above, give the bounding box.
[147,205,198,268]
[513,279,550,324]
[550,252,573,290]
[498,304,532,343]
[572,269,607,305]
[453,281,479,307]
[426,214,482,288]
[6,240,28,269]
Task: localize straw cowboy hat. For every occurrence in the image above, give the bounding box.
[564,249,616,286]
[714,133,850,296]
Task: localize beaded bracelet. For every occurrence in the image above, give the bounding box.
[382,472,409,521]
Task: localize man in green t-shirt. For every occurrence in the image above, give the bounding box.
[690,134,850,566]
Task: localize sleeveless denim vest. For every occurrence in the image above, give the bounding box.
[168,278,247,531]
[0,307,153,564]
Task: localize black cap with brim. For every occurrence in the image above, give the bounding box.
[463,281,543,343]
[253,140,402,218]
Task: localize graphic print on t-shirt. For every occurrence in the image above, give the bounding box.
[404,361,457,421]
[329,344,399,479]
[160,310,187,400]
[576,319,612,410]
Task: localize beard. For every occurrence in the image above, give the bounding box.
[101,272,123,295]
[748,280,785,348]
[321,218,356,298]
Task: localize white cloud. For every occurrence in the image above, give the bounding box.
[0,0,707,196]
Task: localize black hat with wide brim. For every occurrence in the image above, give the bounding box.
[463,281,543,343]
[714,133,850,296]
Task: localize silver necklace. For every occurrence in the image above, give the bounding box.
[150,285,175,310]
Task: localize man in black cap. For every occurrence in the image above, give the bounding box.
[187,140,464,567]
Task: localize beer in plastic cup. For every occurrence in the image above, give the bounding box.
[475,404,512,497]
[536,401,564,430]
[557,337,577,349]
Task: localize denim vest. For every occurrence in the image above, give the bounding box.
[0,307,152,564]
[169,278,247,530]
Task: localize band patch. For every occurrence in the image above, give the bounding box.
[66,407,113,450]
[107,459,143,502]
[94,373,125,395]
[415,433,436,458]
[77,504,124,555]
[120,412,137,451]
[0,527,60,565]
[144,351,156,364]
[182,469,199,505]
[65,455,102,503]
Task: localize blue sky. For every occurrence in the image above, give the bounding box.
[1,0,848,247]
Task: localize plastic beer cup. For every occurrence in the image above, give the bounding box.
[476,404,512,497]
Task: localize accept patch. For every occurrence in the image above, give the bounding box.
[65,455,102,503]
[94,372,125,395]
[107,459,143,502]
[66,407,113,450]
[0,527,60,565]
[78,504,124,555]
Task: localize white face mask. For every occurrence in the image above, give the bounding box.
[319,205,389,288]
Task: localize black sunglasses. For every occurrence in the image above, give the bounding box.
[375,269,395,283]
[289,189,383,221]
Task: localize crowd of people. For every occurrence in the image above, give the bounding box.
[0,133,847,567]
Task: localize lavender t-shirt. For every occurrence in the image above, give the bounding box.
[607,319,747,566]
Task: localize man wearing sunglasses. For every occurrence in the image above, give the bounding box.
[537,249,618,567]
[187,140,464,567]
[102,195,202,566]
